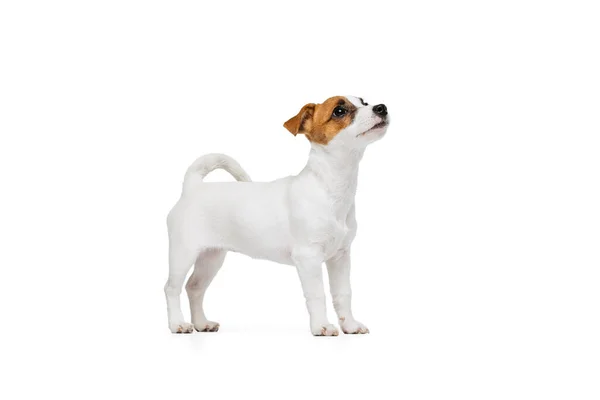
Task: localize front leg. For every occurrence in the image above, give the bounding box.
[326,249,369,334]
[292,247,339,336]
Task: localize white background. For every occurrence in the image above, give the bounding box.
[1,1,599,399]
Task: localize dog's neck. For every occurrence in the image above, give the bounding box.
[302,142,365,207]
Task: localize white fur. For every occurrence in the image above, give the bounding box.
[165,98,389,335]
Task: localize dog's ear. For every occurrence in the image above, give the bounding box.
[283,103,316,136]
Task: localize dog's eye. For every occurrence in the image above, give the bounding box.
[332,107,347,117]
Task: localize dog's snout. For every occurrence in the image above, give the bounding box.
[373,104,387,117]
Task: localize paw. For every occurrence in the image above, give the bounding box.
[194,320,220,332]
[311,323,339,336]
[340,319,369,334]
[170,322,195,334]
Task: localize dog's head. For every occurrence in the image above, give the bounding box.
[283,96,389,147]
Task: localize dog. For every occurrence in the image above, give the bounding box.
[165,95,389,336]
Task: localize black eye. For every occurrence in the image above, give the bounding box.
[332,106,347,117]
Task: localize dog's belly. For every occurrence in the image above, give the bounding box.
[219,222,295,265]
[232,244,294,265]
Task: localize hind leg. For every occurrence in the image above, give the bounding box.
[186,249,226,332]
[164,242,198,333]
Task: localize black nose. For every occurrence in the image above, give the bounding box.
[373,104,387,116]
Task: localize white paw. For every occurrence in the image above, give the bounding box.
[194,320,220,332]
[340,319,369,334]
[170,322,195,334]
[311,323,339,336]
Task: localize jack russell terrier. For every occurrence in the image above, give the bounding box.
[165,95,389,336]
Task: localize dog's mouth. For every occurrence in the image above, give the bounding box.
[358,120,388,136]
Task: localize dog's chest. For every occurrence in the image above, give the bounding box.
[324,219,351,258]
[309,202,354,259]
[290,171,358,257]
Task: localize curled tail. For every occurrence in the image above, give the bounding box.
[183,153,251,192]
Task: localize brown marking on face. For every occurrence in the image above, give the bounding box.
[283,96,357,144]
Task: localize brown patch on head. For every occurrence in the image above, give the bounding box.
[283,96,357,144]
